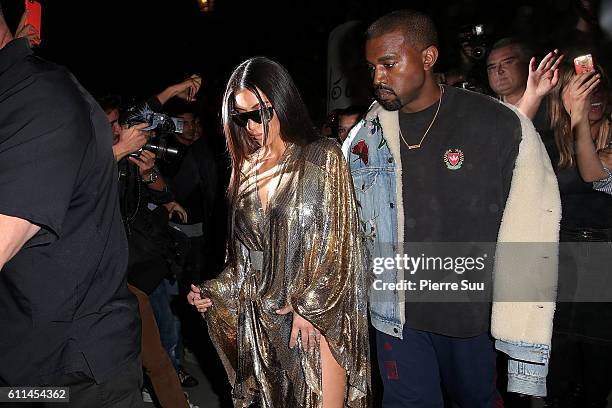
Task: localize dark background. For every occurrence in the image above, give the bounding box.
[1,0,598,126]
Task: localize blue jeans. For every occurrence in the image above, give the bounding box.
[376,327,502,407]
[149,278,182,371]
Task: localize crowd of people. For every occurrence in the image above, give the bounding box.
[1,1,611,408]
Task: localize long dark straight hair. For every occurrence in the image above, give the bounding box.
[221,57,320,266]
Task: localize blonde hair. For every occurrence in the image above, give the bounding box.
[549,63,611,168]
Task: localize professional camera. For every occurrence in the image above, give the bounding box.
[120,101,184,134]
[458,24,488,61]
[131,137,179,160]
[119,101,182,159]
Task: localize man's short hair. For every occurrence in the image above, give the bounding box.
[366,9,438,50]
[338,105,365,119]
[489,37,533,62]
[96,94,122,115]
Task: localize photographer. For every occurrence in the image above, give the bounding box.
[440,23,490,93]
[98,94,191,407]
[103,75,203,392]
[100,94,187,221]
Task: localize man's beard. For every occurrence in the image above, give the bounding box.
[374,87,403,111]
[377,98,403,111]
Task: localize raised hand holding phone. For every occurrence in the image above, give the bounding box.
[176,74,202,102]
[21,0,41,46]
[155,74,203,105]
[574,54,594,74]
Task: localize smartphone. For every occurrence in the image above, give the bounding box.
[24,0,42,46]
[574,54,594,74]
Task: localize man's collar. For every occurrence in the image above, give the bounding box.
[0,38,33,75]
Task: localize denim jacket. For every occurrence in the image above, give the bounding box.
[342,95,561,397]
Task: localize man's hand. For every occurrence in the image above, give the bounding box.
[565,71,601,127]
[187,284,213,313]
[276,304,321,351]
[15,11,40,48]
[175,74,202,102]
[128,149,156,177]
[163,201,188,223]
[156,74,203,105]
[112,123,149,161]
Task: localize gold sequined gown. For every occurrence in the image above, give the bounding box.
[200,138,370,408]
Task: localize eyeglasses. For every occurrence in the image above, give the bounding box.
[231,107,274,127]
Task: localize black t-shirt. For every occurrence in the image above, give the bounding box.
[533,97,551,133]
[542,132,612,230]
[399,85,521,337]
[0,39,139,385]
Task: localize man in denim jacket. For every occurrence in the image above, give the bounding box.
[343,10,561,406]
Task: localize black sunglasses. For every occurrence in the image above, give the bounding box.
[231,107,274,127]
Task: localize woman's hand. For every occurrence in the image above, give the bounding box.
[187,284,213,313]
[525,50,564,98]
[564,71,601,127]
[517,50,563,120]
[276,304,321,351]
[15,11,40,47]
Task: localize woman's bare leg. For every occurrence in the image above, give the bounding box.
[320,336,347,408]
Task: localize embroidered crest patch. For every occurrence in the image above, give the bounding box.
[443,149,464,170]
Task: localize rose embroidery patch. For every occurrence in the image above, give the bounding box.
[352,140,369,165]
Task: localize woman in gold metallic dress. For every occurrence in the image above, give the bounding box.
[187,57,370,408]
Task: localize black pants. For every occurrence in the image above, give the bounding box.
[547,332,612,407]
[5,358,144,408]
[547,229,612,407]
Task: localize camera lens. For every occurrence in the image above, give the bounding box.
[472,46,486,60]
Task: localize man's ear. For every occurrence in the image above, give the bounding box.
[422,46,439,71]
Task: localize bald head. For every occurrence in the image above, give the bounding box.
[366,10,438,51]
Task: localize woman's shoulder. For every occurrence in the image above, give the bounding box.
[302,137,345,167]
